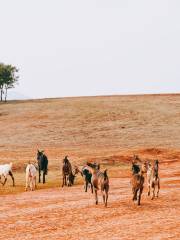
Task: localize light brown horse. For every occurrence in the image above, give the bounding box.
[87,162,109,207]
[147,160,160,199]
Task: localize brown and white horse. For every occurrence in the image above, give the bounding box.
[147,160,160,199]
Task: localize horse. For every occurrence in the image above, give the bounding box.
[62,156,75,187]
[75,166,93,193]
[37,150,48,184]
[131,160,145,206]
[0,162,15,186]
[86,162,109,207]
[147,160,160,199]
[25,163,37,191]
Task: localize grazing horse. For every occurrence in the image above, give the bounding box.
[25,163,37,191]
[131,161,145,206]
[0,162,15,186]
[75,166,93,193]
[86,162,109,207]
[37,150,48,184]
[147,160,160,199]
[62,156,75,187]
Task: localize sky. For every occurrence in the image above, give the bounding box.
[0,0,180,99]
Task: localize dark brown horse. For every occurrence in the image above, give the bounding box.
[131,160,145,206]
[75,166,93,193]
[37,150,48,184]
[62,156,75,187]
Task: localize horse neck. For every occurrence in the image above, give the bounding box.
[86,166,97,176]
[153,167,158,178]
[147,165,152,173]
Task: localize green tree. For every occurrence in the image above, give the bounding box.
[0,63,5,101]
[0,63,19,102]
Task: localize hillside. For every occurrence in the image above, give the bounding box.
[0,94,180,167]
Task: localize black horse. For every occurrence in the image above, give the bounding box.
[37,150,48,184]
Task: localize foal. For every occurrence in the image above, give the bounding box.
[87,162,109,207]
[147,160,160,199]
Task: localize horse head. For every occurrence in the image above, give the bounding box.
[87,162,100,171]
[131,162,140,175]
[37,150,44,161]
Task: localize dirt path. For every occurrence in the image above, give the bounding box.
[0,171,180,240]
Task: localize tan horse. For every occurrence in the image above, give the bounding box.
[147,160,160,199]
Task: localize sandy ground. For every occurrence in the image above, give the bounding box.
[0,160,180,240]
[0,95,180,239]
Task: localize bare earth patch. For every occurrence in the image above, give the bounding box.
[0,161,180,240]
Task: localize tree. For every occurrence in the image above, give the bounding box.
[0,63,19,102]
[0,63,5,101]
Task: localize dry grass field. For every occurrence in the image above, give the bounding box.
[0,94,180,239]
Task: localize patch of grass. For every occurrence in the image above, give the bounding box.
[0,162,130,195]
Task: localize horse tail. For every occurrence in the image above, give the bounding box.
[9,162,13,170]
[155,172,158,181]
[104,169,108,181]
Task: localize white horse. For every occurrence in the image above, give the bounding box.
[25,163,37,191]
[0,162,15,186]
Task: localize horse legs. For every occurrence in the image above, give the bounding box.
[30,179,33,191]
[148,183,150,196]
[84,180,88,192]
[43,172,45,184]
[151,186,155,200]
[62,175,64,187]
[25,177,29,191]
[91,183,93,194]
[9,171,15,187]
[137,186,143,206]
[133,188,138,201]
[102,187,109,207]
[2,176,7,186]
[156,179,160,198]
[0,176,3,185]
[39,169,41,183]
[101,190,105,205]
[95,189,98,205]
[105,189,108,207]
[65,175,67,186]
[35,176,37,189]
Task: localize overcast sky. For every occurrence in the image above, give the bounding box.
[1,0,180,99]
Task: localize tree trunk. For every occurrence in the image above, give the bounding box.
[5,88,7,102]
[0,89,2,101]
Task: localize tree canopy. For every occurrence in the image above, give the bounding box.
[0,63,19,102]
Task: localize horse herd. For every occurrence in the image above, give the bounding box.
[0,151,160,207]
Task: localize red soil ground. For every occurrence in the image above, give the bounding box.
[0,95,180,239]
